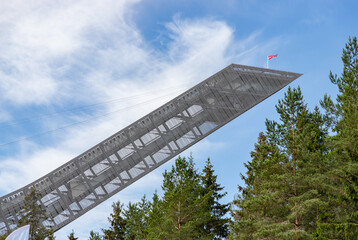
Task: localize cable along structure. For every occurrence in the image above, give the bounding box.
[0,64,302,234]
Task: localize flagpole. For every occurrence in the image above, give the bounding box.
[267,54,277,69]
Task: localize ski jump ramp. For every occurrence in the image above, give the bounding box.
[0,64,301,234]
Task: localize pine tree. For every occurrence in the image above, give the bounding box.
[123,196,150,239]
[147,156,211,239]
[326,36,358,159]
[102,201,126,240]
[201,158,229,239]
[18,187,48,240]
[231,87,330,239]
[316,36,358,238]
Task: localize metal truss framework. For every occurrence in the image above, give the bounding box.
[0,64,301,234]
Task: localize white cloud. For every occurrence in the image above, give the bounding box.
[0,148,73,192]
[0,0,280,238]
[0,0,138,105]
[166,16,233,64]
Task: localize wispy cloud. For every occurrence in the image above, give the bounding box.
[0,0,139,105]
[0,0,279,238]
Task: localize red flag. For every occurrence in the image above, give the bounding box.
[267,54,278,60]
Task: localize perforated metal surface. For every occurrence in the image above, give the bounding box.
[0,64,302,234]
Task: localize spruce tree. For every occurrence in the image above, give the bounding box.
[147,156,211,239]
[201,158,229,239]
[123,196,149,239]
[102,201,126,240]
[18,187,48,240]
[231,87,330,239]
[147,191,165,239]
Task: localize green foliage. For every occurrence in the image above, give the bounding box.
[18,187,49,240]
[94,156,228,239]
[102,202,126,240]
[147,156,212,239]
[147,191,164,238]
[201,158,230,239]
[323,36,358,160]
[0,234,7,240]
[47,228,55,240]
[315,36,358,239]
[123,196,150,239]
[68,231,78,240]
[231,36,358,239]
[231,87,330,239]
[89,230,102,240]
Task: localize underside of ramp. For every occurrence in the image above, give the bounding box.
[0,64,302,234]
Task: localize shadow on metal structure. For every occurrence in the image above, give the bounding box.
[0,64,302,234]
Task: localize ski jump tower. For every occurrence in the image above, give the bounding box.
[0,64,301,234]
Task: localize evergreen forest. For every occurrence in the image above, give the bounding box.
[1,37,357,240]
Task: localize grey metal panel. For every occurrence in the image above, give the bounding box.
[0,64,302,234]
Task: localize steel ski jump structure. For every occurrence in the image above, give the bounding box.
[0,64,301,234]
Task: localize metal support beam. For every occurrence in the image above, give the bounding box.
[0,64,302,234]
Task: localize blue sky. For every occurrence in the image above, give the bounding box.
[0,0,357,239]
